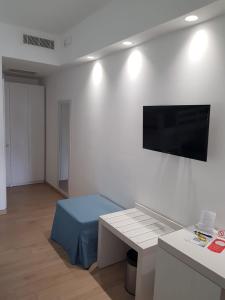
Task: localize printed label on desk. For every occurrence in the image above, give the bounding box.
[218,230,225,238]
[208,239,225,253]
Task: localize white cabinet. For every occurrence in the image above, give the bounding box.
[154,248,221,300]
[5,82,45,187]
[10,83,30,186]
[154,229,225,300]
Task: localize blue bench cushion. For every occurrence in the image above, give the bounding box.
[51,194,122,268]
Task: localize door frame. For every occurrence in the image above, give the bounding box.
[57,100,71,196]
[4,81,12,187]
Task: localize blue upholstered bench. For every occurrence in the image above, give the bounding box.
[51,194,123,268]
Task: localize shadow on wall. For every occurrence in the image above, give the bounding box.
[151,154,197,226]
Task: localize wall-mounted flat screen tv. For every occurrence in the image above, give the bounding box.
[143,105,211,162]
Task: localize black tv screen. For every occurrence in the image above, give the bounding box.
[143,105,210,161]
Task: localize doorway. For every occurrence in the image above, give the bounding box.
[58,101,71,194]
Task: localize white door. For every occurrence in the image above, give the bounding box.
[4,83,11,187]
[10,83,30,186]
[5,83,45,187]
[28,85,45,182]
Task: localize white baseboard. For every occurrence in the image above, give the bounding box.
[0,209,7,216]
[7,180,44,188]
[46,181,69,198]
[89,262,98,273]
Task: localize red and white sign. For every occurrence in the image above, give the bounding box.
[208,239,225,253]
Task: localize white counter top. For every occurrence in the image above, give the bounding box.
[100,208,174,252]
[158,229,225,290]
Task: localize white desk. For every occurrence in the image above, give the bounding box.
[97,204,181,300]
[154,229,225,300]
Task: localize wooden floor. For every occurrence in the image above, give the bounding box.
[0,184,133,300]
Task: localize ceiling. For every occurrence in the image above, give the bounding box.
[77,0,225,63]
[2,0,225,77]
[0,0,112,34]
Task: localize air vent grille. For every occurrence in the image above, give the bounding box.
[23,34,55,50]
[8,69,37,76]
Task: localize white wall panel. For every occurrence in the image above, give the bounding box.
[10,83,29,186]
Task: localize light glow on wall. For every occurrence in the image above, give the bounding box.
[92,62,103,86]
[185,15,199,22]
[189,30,208,63]
[123,41,133,46]
[87,56,96,60]
[127,50,143,80]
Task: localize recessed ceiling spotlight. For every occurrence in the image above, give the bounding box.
[185,15,199,22]
[87,56,96,60]
[122,41,133,46]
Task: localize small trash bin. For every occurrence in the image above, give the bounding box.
[125,249,138,295]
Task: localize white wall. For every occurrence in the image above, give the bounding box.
[46,14,225,228]
[61,0,217,63]
[0,0,220,216]
[0,22,60,65]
